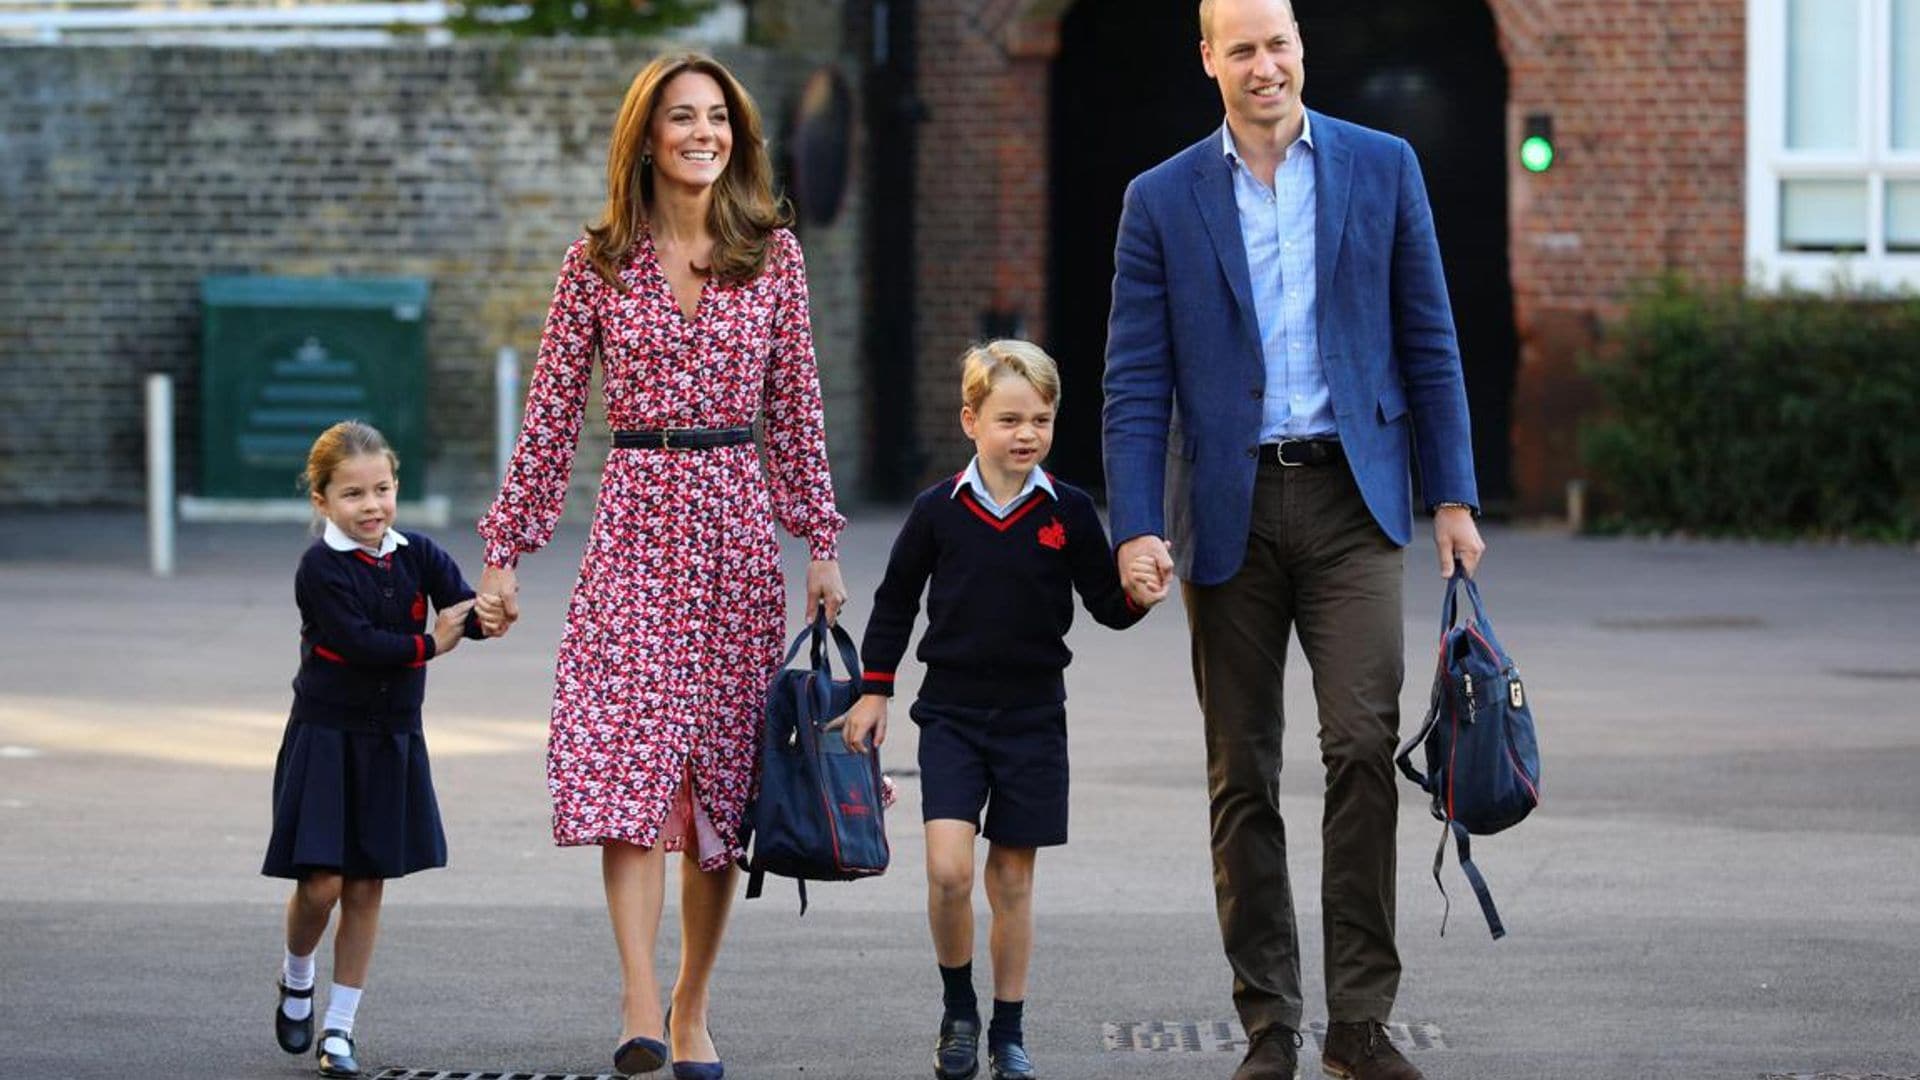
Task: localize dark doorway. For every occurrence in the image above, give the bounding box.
[862,0,923,499]
[1047,0,1516,503]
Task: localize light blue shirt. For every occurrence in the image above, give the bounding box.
[952,457,1056,518]
[1222,117,1334,440]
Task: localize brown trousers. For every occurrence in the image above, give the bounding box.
[1180,459,1405,1038]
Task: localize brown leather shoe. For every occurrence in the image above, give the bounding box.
[1320,1021,1421,1080]
[1232,1024,1301,1080]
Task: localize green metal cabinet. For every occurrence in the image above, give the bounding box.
[199,277,430,500]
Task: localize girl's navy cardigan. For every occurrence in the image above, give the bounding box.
[290,530,484,732]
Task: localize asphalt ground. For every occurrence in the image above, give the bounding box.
[2,507,1917,1080]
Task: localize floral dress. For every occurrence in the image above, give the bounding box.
[478,228,845,870]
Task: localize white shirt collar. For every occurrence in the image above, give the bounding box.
[322,519,407,557]
[952,457,1056,517]
[1221,110,1315,166]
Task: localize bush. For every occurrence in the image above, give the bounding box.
[1581,277,1920,540]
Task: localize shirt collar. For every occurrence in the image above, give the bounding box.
[322,519,406,557]
[1220,111,1315,167]
[952,457,1056,508]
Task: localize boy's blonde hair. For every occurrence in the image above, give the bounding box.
[304,420,399,496]
[960,339,1061,413]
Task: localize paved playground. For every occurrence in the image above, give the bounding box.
[2,508,1916,1080]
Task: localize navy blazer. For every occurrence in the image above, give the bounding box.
[1102,111,1479,586]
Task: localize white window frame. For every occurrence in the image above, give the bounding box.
[1747,0,1920,291]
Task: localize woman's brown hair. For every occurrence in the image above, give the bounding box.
[586,53,792,289]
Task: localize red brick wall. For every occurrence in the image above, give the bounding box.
[912,1,1058,481]
[1493,0,1746,511]
[914,0,1749,511]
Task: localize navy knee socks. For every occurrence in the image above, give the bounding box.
[939,962,978,1021]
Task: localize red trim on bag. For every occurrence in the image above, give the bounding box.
[313,644,346,664]
[1507,745,1540,804]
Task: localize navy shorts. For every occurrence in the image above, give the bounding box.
[910,698,1069,848]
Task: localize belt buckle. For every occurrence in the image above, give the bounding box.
[660,429,677,450]
[1275,439,1307,467]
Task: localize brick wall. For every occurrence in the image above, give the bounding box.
[1492,0,1747,512]
[911,1,1059,482]
[0,40,867,512]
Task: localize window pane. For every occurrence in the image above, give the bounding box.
[1780,179,1868,251]
[1896,0,1920,149]
[1787,0,1860,150]
[1889,182,1920,251]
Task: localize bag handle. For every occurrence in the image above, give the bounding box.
[775,607,864,687]
[807,603,864,685]
[1440,570,1509,662]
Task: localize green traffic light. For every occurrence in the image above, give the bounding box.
[1520,135,1555,173]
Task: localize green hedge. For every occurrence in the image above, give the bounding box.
[1581,277,1920,540]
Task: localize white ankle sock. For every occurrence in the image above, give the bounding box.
[323,983,362,1035]
[280,950,315,1020]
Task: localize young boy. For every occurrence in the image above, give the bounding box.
[839,340,1167,1080]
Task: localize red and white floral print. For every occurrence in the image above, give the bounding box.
[479,229,845,870]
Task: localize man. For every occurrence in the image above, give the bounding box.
[1101,1,1486,1077]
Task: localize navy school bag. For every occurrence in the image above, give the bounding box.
[737,608,890,913]
[1395,570,1541,939]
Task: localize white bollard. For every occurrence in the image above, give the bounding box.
[146,373,175,577]
[495,346,520,482]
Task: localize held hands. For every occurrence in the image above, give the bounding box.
[1433,506,1487,578]
[431,599,477,656]
[1125,553,1170,609]
[826,692,889,753]
[476,564,520,638]
[1117,535,1174,608]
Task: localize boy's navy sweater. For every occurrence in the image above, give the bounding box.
[859,472,1145,707]
[291,530,483,732]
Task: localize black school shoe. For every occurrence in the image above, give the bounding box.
[934,1014,981,1080]
[988,1040,1036,1080]
[316,1028,361,1078]
[274,982,314,1054]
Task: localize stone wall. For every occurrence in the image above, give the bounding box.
[0,39,867,512]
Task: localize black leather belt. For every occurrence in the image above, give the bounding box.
[1259,438,1344,467]
[612,426,754,450]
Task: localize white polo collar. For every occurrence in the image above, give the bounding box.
[952,457,1056,517]
[322,519,406,557]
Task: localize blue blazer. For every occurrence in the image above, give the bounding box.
[1102,111,1479,586]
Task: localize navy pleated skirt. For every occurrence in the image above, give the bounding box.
[261,714,448,880]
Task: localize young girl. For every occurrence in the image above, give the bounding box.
[263,420,485,1079]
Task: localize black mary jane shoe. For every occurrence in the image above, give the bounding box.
[316,1028,361,1078]
[934,1014,981,1080]
[274,981,314,1055]
[988,1040,1036,1080]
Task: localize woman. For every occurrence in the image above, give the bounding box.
[475,53,848,1079]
